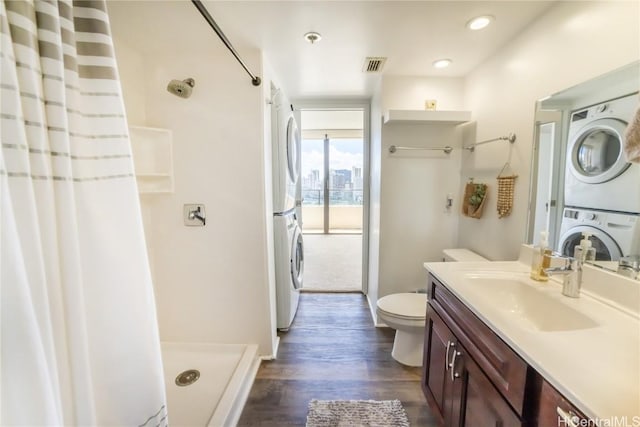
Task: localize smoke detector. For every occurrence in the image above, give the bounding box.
[363,57,387,73]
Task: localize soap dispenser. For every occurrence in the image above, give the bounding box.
[574,232,596,262]
[530,231,552,282]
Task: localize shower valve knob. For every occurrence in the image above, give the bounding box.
[184,204,206,226]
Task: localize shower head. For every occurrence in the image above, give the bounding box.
[167,78,195,98]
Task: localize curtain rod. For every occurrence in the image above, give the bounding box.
[389,145,453,154]
[191,0,261,87]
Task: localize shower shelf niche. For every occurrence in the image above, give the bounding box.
[129,125,174,193]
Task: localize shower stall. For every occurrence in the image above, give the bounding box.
[106,0,275,425]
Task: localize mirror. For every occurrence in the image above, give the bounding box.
[527,61,640,279]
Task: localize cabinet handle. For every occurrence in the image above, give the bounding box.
[445,341,454,371]
[556,406,579,427]
[450,351,461,381]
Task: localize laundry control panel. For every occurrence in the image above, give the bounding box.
[565,209,599,220]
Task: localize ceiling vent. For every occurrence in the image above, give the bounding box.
[363,57,387,73]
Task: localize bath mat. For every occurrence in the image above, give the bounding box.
[305,399,410,427]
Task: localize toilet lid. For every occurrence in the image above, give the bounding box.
[377,293,427,319]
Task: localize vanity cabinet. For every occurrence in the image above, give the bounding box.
[423,273,594,427]
[423,275,527,426]
[426,309,522,426]
[538,379,588,427]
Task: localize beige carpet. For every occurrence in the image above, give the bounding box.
[302,234,362,292]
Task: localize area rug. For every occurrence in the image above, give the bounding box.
[305,399,410,427]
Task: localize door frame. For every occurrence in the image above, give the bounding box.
[527,107,566,248]
[293,98,371,294]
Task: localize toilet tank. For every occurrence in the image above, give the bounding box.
[442,248,489,262]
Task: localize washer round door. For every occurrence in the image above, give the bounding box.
[290,222,304,290]
[568,118,629,184]
[558,225,622,261]
[286,116,300,184]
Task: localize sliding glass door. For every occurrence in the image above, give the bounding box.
[327,137,363,233]
[300,111,364,234]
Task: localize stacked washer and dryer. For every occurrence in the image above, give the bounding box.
[559,93,640,260]
[272,91,304,330]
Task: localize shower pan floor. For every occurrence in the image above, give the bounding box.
[161,342,259,426]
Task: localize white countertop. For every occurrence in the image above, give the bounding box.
[424,260,640,421]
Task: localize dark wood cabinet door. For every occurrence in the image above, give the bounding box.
[457,346,522,427]
[430,276,529,416]
[538,379,589,427]
[423,306,456,421]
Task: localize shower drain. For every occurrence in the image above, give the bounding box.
[175,369,200,387]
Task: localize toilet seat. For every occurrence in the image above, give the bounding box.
[377,293,427,320]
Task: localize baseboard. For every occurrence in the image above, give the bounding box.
[301,288,363,293]
[261,336,280,360]
[365,293,379,325]
[209,345,260,427]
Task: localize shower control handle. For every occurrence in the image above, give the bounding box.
[189,207,206,225]
[184,204,206,226]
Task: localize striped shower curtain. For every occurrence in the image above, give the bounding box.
[1,1,167,425]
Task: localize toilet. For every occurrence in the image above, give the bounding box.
[442,248,490,263]
[376,293,427,366]
[377,248,488,367]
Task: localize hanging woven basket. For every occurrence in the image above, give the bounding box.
[496,175,517,218]
[462,182,488,219]
[496,162,517,219]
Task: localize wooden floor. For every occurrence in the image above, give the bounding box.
[238,293,438,426]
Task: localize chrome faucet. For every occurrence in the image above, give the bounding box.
[188,206,206,225]
[544,255,583,298]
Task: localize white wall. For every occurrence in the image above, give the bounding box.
[115,41,147,125]
[261,57,280,355]
[378,123,462,295]
[113,40,159,272]
[460,1,640,260]
[112,38,276,356]
[382,76,465,112]
[369,76,465,322]
[367,81,383,321]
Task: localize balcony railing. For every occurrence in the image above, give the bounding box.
[301,189,364,206]
[301,189,363,232]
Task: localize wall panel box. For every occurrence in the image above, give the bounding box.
[129,126,174,193]
[383,110,471,125]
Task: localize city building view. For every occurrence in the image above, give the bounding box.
[300,138,364,233]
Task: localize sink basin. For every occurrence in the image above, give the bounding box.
[463,274,599,332]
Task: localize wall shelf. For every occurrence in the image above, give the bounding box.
[383,109,472,125]
[129,125,174,194]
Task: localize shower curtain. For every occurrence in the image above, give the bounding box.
[1,1,167,425]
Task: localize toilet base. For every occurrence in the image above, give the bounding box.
[391,329,424,367]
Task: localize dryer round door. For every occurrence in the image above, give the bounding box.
[558,225,622,261]
[286,116,300,184]
[290,222,304,289]
[568,118,629,184]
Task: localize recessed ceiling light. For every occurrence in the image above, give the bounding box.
[433,59,452,69]
[304,32,322,44]
[467,15,494,30]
